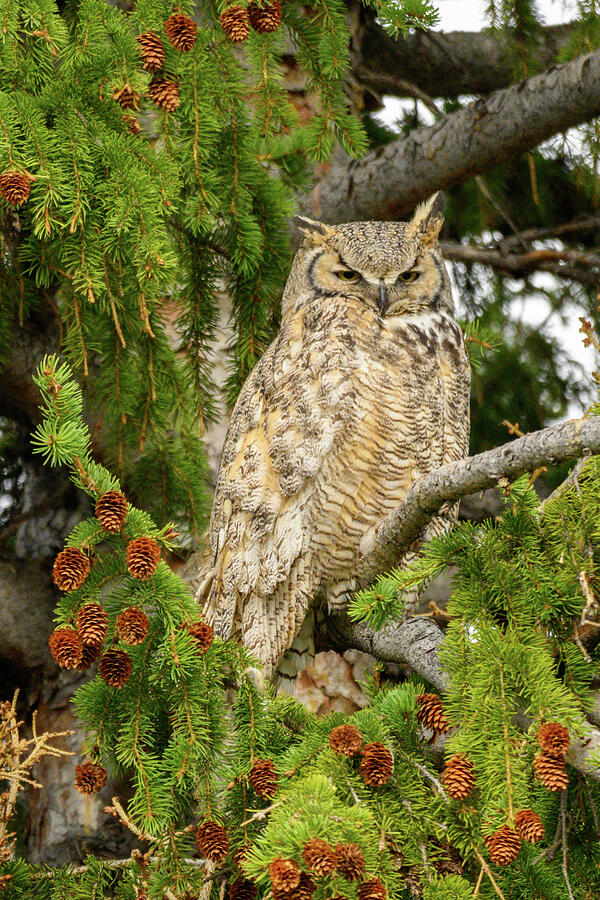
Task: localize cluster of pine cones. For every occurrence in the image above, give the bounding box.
[48,488,212,683]
[329,724,394,786]
[416,693,570,867]
[220,0,283,43]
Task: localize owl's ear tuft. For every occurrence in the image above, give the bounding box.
[294,215,335,245]
[408,192,446,244]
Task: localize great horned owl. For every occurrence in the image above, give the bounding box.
[199,193,470,678]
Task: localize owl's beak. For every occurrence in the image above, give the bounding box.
[377,282,389,317]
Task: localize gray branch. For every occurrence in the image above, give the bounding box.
[302,49,600,222]
[353,9,578,100]
[357,417,600,585]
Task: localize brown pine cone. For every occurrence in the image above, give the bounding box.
[112,85,140,110]
[487,825,522,866]
[302,838,336,876]
[514,809,545,843]
[537,722,570,757]
[442,754,475,800]
[95,490,128,532]
[52,547,91,592]
[196,820,229,863]
[148,77,181,112]
[76,642,101,670]
[415,693,450,735]
[269,858,300,893]
[137,31,165,71]
[116,607,150,645]
[334,843,364,880]
[234,845,250,867]
[219,6,250,42]
[123,114,141,135]
[48,627,84,669]
[0,170,33,206]
[329,724,362,757]
[164,13,197,51]
[77,602,108,647]
[247,0,282,33]
[99,649,132,688]
[126,537,161,579]
[290,874,314,900]
[357,878,386,900]
[229,878,256,900]
[74,761,107,794]
[534,752,569,791]
[185,621,214,653]
[359,741,393,786]
[249,758,278,798]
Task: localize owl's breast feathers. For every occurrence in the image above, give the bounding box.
[201,295,470,675]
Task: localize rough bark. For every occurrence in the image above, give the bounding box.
[302,50,600,223]
[357,417,600,586]
[352,8,578,100]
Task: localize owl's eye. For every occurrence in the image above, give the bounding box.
[336,269,360,283]
[398,270,420,284]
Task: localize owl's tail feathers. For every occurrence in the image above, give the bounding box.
[276,609,317,696]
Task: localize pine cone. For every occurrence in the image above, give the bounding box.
[229,878,256,900]
[196,820,229,863]
[442,754,475,800]
[234,845,250,867]
[0,170,32,206]
[116,607,150,645]
[137,31,165,71]
[219,6,250,42]
[185,621,214,653]
[74,761,107,794]
[289,874,314,900]
[534,752,569,791]
[334,843,364,880]
[148,77,181,112]
[487,824,521,866]
[76,602,108,647]
[164,13,197,51]
[329,724,362,757]
[302,838,337,876]
[416,693,450,735]
[99,649,132,688]
[249,758,278,798]
[269,858,300,892]
[95,490,128,532]
[126,537,161,579]
[357,878,386,900]
[537,722,570,757]
[359,741,393,786]
[123,114,141,135]
[247,0,282,33]
[112,85,140,110]
[48,627,84,669]
[52,547,91,592]
[76,642,101,670]
[514,809,545,843]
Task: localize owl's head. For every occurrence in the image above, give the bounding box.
[284,193,452,320]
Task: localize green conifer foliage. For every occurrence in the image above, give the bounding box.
[0,0,438,535]
[5,354,599,899]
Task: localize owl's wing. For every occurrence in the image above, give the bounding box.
[200,311,354,673]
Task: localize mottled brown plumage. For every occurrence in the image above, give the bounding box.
[200,194,470,676]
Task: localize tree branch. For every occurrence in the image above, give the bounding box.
[357,417,600,585]
[440,241,600,289]
[352,9,579,100]
[302,50,600,222]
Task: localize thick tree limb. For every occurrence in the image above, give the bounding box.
[352,8,578,100]
[302,50,600,222]
[329,611,600,782]
[357,417,600,585]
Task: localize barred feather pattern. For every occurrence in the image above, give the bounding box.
[200,200,470,677]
